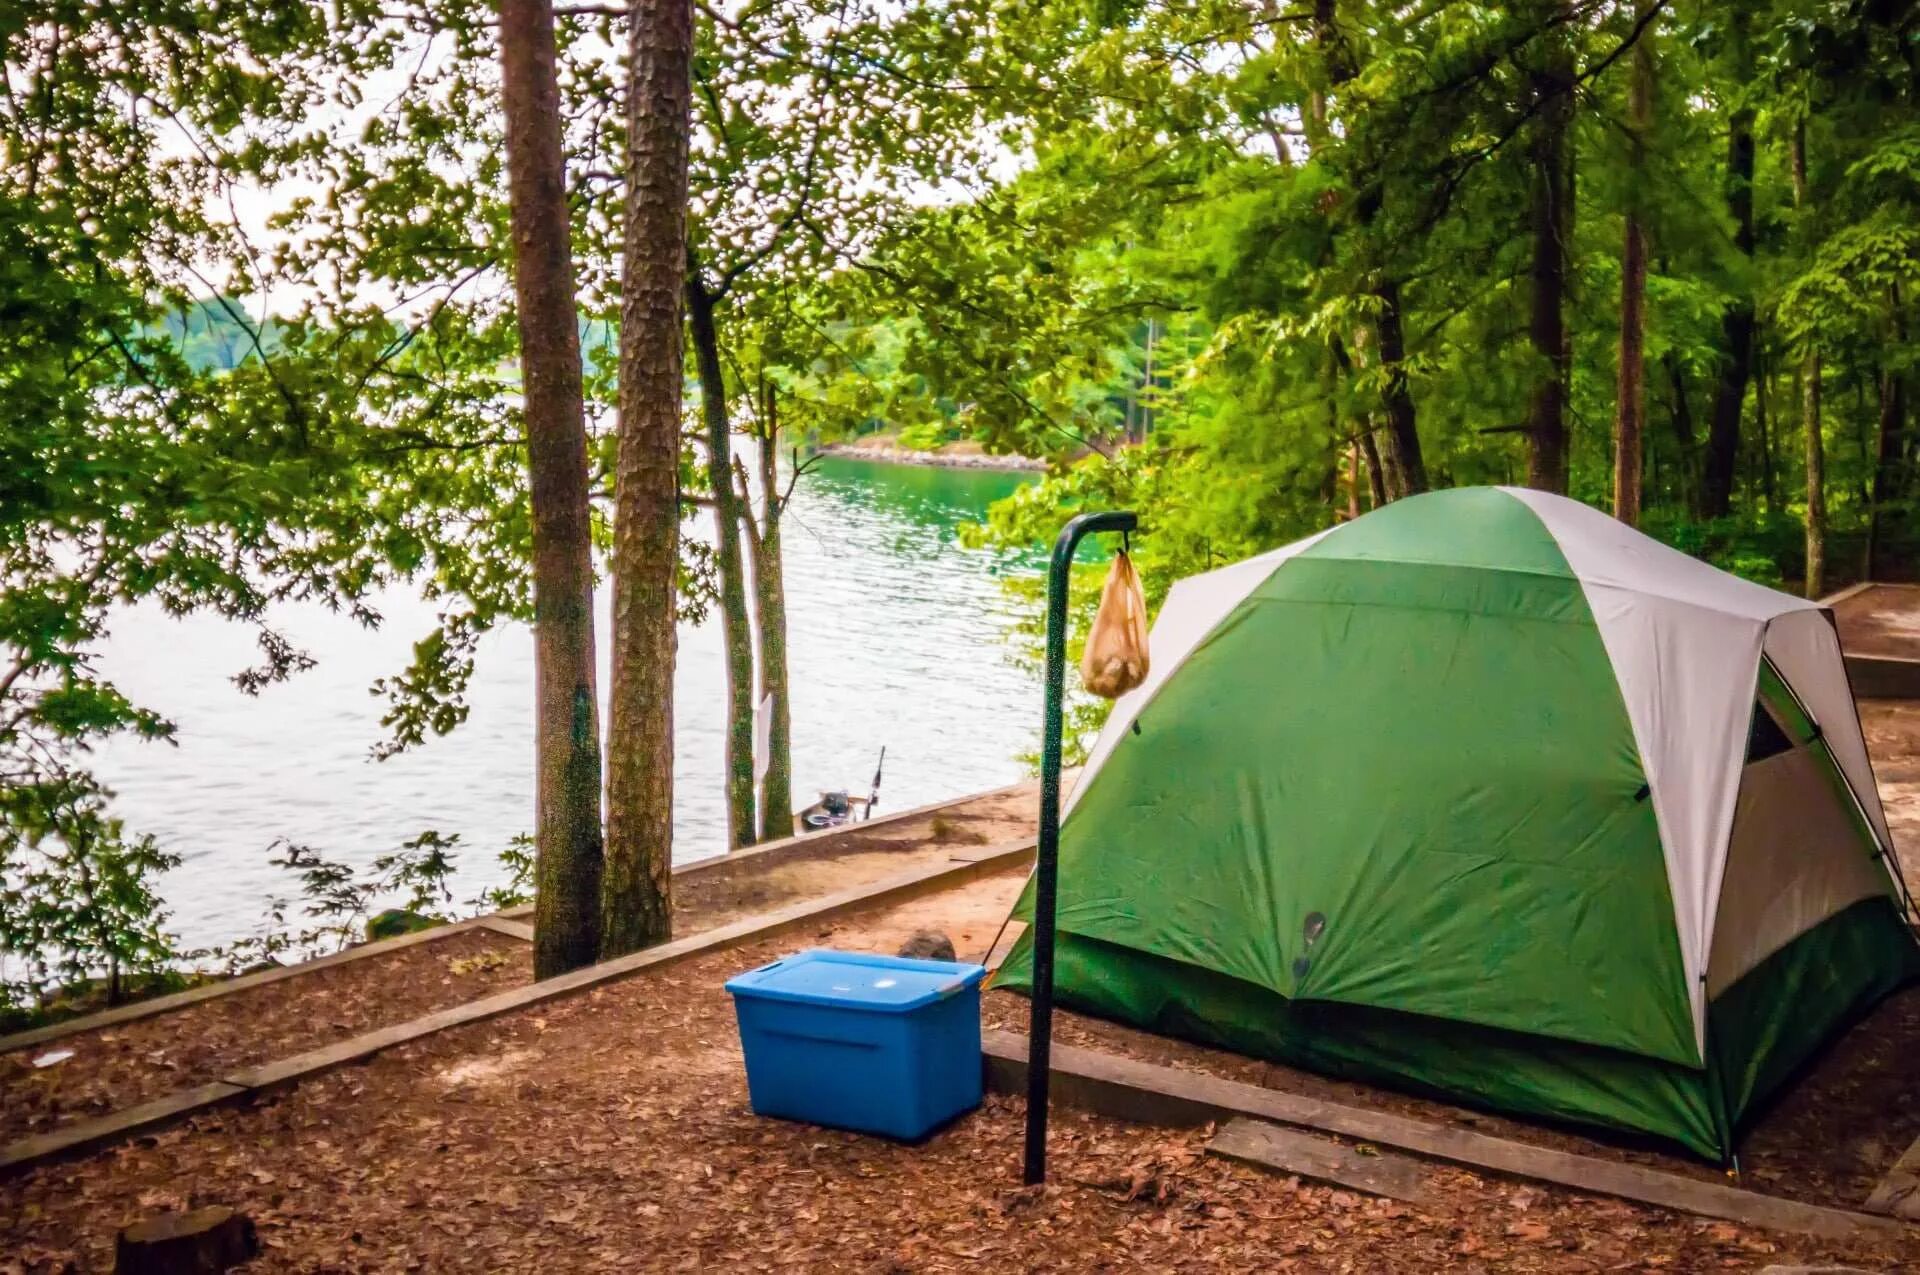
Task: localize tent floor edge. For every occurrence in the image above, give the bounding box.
[996,928,1726,1161]
[1707,894,1920,1143]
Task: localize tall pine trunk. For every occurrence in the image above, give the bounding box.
[1525,20,1573,495]
[1612,2,1654,526]
[685,270,757,849]
[498,0,604,977]
[604,0,692,956]
[1793,119,1826,598]
[1702,23,1755,518]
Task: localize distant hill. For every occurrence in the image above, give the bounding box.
[157,298,286,372]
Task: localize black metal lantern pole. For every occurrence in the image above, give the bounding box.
[1024,509,1137,1187]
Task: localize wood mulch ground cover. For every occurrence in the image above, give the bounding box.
[0,783,1038,1153]
[6,867,1914,1274]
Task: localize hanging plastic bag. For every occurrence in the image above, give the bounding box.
[1080,551,1150,699]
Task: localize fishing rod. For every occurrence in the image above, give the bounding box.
[864,746,886,820]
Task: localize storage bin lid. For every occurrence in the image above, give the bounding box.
[726,949,986,1012]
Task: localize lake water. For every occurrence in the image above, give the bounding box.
[92,457,1042,950]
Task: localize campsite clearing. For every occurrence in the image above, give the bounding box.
[5,866,1916,1273]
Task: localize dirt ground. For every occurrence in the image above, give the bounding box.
[1832,584,1920,661]
[0,785,1038,1153]
[671,782,1037,933]
[6,868,1913,1274]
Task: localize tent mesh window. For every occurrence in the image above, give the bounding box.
[1745,700,1796,763]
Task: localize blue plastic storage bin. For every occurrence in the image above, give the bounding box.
[725,948,987,1140]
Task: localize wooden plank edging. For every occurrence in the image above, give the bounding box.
[0,1083,248,1177]
[474,917,535,943]
[0,841,1035,1179]
[0,781,1034,1056]
[980,1029,1903,1242]
[1818,581,1878,609]
[1864,1134,1920,1219]
[0,918,498,1056]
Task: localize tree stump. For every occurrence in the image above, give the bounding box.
[115,1206,258,1274]
[897,929,957,962]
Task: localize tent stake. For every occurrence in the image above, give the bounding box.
[1025,509,1138,1187]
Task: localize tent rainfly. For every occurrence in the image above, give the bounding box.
[996,486,1920,1161]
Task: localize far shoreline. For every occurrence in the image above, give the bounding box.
[814,440,1048,473]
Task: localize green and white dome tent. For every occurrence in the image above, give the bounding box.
[996,486,1920,1160]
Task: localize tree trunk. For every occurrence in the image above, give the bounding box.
[1665,351,1699,513]
[1868,357,1905,581]
[1373,280,1427,496]
[1793,119,1826,598]
[685,270,758,849]
[1806,358,1827,596]
[1359,426,1387,508]
[1612,2,1654,527]
[499,0,605,978]
[1319,0,1421,497]
[1755,347,1776,514]
[1525,23,1574,495]
[1701,29,1756,518]
[604,0,692,957]
[742,412,793,843]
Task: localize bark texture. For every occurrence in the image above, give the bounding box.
[1805,357,1827,597]
[738,421,793,842]
[1793,120,1826,599]
[686,269,758,849]
[498,0,605,978]
[1702,25,1756,518]
[1612,4,1654,527]
[1868,352,1905,580]
[604,0,692,957]
[1525,19,1574,495]
[1372,280,1427,497]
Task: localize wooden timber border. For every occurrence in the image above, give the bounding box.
[980,1029,1905,1242]
[1820,581,1920,698]
[0,839,1035,1179]
[0,779,1036,1058]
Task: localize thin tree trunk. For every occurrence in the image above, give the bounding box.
[1755,346,1775,514]
[1702,24,1756,518]
[1612,1,1654,526]
[1806,358,1827,595]
[1665,351,1699,513]
[685,269,757,849]
[1525,19,1574,495]
[1319,0,1422,497]
[1359,426,1387,508]
[1373,280,1427,496]
[499,0,604,978]
[1140,317,1157,441]
[1869,354,1905,581]
[1793,118,1826,598]
[746,387,793,843]
[604,0,692,957]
